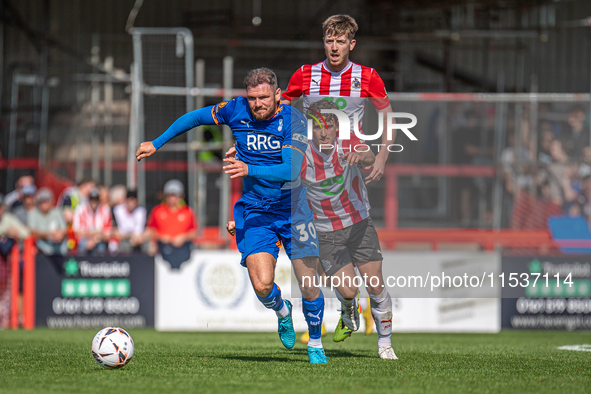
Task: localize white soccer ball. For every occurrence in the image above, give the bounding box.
[91,327,135,369]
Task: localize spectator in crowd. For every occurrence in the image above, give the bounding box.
[27,188,67,256]
[579,174,591,220]
[72,188,112,255]
[501,130,534,227]
[502,130,534,192]
[537,138,578,208]
[12,184,36,225]
[109,184,127,208]
[538,102,561,137]
[4,175,35,211]
[453,107,495,226]
[0,196,30,260]
[57,178,96,222]
[58,178,96,253]
[538,125,555,164]
[113,190,146,253]
[562,105,590,161]
[146,180,196,268]
[57,178,96,208]
[97,184,110,207]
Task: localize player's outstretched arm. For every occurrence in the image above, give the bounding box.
[136,106,217,161]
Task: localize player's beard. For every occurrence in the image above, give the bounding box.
[251,101,277,121]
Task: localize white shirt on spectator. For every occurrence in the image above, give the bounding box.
[113,204,146,236]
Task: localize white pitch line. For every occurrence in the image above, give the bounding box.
[557,344,591,352]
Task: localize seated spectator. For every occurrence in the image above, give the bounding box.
[72,188,112,255]
[113,190,146,254]
[146,180,197,268]
[27,188,68,256]
[562,105,590,161]
[98,184,110,207]
[57,178,96,225]
[0,195,30,260]
[538,127,555,164]
[12,184,36,225]
[545,139,578,207]
[4,175,35,212]
[58,178,96,253]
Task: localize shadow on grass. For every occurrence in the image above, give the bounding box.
[216,348,374,363]
[324,349,374,359]
[218,355,300,363]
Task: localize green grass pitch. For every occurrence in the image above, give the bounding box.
[0,329,590,393]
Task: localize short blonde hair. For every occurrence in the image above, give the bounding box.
[322,14,358,40]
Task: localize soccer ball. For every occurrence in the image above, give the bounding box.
[91,327,134,369]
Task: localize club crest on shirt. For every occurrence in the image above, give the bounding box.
[351,77,361,91]
[338,155,348,166]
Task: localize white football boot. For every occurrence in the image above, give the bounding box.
[378,346,398,360]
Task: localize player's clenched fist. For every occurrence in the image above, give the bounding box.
[223,157,249,179]
[136,141,157,161]
[226,221,236,236]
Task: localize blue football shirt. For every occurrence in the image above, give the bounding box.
[211,97,308,202]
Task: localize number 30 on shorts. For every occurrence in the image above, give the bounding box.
[295,222,317,242]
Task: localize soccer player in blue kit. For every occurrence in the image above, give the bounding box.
[136,68,329,364]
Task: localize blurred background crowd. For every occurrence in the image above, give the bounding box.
[0,176,196,258]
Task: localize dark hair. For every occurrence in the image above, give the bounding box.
[126,190,138,199]
[78,178,95,187]
[243,67,278,90]
[569,105,586,115]
[306,99,339,126]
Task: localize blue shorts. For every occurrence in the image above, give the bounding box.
[234,189,319,266]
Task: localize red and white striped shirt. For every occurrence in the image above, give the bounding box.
[301,135,371,232]
[282,60,390,132]
[73,202,112,234]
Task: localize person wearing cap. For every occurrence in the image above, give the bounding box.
[72,188,112,255]
[0,194,30,260]
[145,179,197,268]
[12,184,37,225]
[113,190,147,254]
[4,175,34,212]
[27,188,68,256]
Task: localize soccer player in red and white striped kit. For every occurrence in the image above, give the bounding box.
[281,14,397,360]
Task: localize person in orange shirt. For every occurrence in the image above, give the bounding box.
[146,179,197,269]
